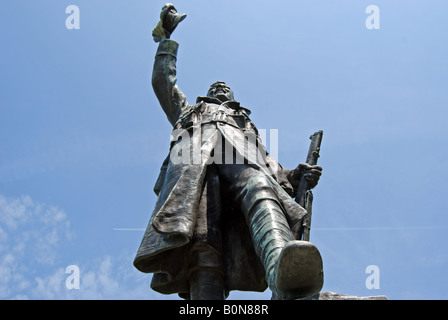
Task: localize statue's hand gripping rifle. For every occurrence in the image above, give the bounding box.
[294,130,323,242]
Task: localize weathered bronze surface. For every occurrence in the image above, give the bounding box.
[134,4,324,300]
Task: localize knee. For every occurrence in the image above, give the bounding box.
[238,173,281,217]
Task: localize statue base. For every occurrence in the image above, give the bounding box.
[301,291,388,300]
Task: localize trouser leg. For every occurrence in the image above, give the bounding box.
[188,241,225,300]
[216,164,291,292]
[189,269,225,300]
[188,165,226,300]
[217,163,323,299]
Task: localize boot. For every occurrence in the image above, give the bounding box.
[272,240,324,300]
[247,199,323,300]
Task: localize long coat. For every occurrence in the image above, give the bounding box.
[133,39,307,298]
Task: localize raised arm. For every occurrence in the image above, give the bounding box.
[152,39,188,126]
[151,3,188,126]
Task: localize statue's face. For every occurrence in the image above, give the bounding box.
[207,82,234,102]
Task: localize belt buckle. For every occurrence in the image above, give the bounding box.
[218,110,226,121]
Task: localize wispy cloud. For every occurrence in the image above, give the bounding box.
[0,194,73,267]
[0,194,167,300]
[25,255,155,300]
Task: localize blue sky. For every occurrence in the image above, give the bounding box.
[1,0,447,300]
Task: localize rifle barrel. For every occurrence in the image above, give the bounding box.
[295,130,323,241]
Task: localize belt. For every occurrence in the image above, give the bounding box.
[175,105,253,131]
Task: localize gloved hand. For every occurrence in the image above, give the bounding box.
[287,163,323,191]
[152,3,187,43]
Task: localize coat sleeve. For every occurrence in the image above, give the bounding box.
[152,39,188,126]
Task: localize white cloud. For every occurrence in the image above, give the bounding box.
[0,195,73,268]
[0,195,73,299]
[21,253,160,300]
[0,194,171,300]
[0,195,32,230]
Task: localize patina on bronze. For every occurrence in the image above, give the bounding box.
[134,4,324,300]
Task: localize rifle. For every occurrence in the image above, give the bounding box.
[295,130,323,241]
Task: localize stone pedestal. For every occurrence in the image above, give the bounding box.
[304,291,388,300]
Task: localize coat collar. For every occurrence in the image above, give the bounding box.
[195,96,251,115]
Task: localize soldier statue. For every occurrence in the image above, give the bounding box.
[134,4,324,300]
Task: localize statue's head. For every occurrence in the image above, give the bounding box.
[207,81,234,102]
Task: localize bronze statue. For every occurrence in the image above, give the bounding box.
[134,3,324,300]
